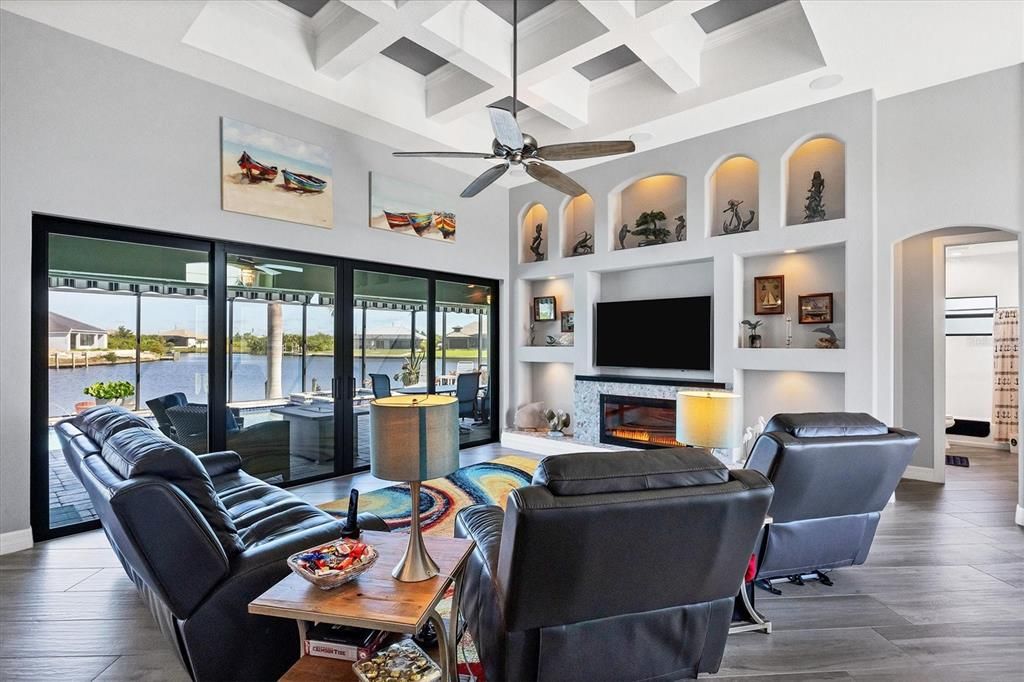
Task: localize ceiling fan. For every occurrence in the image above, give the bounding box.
[392,0,635,198]
[236,256,303,277]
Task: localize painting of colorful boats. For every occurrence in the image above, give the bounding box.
[370,172,456,242]
[222,117,333,228]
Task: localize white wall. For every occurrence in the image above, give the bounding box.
[879,64,1023,482]
[743,370,845,429]
[0,14,509,538]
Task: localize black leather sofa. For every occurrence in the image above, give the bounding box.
[454,448,774,682]
[745,413,919,585]
[55,405,386,681]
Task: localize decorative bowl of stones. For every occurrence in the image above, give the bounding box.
[287,538,378,590]
[353,640,441,682]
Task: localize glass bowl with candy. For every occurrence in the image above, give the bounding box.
[287,538,379,590]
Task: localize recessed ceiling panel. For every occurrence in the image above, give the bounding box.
[477,0,556,25]
[277,0,330,19]
[692,0,788,33]
[573,45,641,81]
[489,96,530,113]
[380,37,449,76]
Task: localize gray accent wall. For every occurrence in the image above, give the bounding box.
[0,13,509,537]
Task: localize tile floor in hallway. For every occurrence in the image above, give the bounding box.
[2,445,1022,681]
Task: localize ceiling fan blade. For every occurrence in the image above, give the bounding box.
[525,162,587,197]
[393,151,496,159]
[256,266,282,276]
[487,106,524,150]
[534,140,636,161]
[461,163,509,198]
[265,263,304,272]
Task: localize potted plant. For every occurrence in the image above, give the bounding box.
[83,380,135,406]
[741,319,764,348]
[393,349,425,387]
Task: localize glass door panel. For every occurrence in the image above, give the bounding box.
[436,280,494,446]
[352,270,429,469]
[226,253,336,483]
[45,233,209,532]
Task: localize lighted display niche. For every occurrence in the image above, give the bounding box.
[614,174,687,251]
[521,203,549,264]
[562,193,595,258]
[786,137,846,226]
[710,156,759,237]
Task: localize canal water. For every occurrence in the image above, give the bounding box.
[47,353,480,417]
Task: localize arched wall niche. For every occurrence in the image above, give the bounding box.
[708,155,759,237]
[785,135,846,226]
[562,193,595,258]
[612,174,687,251]
[520,202,549,264]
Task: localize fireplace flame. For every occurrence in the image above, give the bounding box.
[607,427,683,448]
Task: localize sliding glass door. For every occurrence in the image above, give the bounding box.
[33,217,499,540]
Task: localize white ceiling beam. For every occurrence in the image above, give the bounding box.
[521,70,591,129]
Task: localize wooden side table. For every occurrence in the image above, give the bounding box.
[249,531,475,681]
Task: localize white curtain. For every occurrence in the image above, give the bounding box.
[992,307,1019,443]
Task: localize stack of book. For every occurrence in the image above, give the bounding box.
[303,624,388,661]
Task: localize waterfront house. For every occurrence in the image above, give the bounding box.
[47,312,107,352]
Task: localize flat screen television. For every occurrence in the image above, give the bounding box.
[595,296,712,370]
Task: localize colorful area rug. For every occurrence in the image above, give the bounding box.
[318,455,538,680]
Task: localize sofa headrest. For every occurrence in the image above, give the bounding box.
[101,427,244,556]
[532,448,729,496]
[764,412,888,438]
[74,405,152,446]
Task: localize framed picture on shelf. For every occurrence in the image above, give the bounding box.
[561,310,575,333]
[754,275,785,315]
[533,296,557,321]
[798,292,834,324]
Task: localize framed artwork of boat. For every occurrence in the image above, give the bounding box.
[221,117,333,229]
[754,275,785,315]
[798,292,834,324]
[369,172,456,242]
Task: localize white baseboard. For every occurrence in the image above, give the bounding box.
[0,528,33,555]
[903,465,944,483]
[947,438,1011,451]
[1016,505,1024,527]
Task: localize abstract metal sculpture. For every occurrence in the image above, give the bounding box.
[803,171,826,222]
[529,223,545,261]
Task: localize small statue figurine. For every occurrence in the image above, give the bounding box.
[722,199,756,234]
[543,409,571,437]
[674,214,687,242]
[803,170,826,222]
[814,325,840,349]
[618,223,631,249]
[529,223,545,261]
[529,321,536,346]
[341,489,361,538]
[571,231,594,256]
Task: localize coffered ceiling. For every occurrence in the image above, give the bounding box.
[3,1,1021,187]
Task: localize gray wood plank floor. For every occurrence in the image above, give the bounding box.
[1,444,1021,681]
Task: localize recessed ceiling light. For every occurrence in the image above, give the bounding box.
[784,249,798,254]
[809,74,843,90]
[547,276,557,280]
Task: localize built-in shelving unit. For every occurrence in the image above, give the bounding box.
[507,92,875,435]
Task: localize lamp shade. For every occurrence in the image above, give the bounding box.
[370,395,459,482]
[676,391,743,449]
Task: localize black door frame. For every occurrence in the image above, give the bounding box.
[31,215,501,541]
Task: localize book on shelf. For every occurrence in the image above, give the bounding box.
[303,624,387,661]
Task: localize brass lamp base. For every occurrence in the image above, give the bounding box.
[392,481,440,582]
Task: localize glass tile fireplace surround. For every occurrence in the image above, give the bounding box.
[600,394,683,449]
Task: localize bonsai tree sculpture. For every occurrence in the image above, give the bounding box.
[741,319,764,348]
[544,408,571,437]
[84,380,136,406]
[632,210,670,246]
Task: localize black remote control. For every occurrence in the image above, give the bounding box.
[340,489,361,538]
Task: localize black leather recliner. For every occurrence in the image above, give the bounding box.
[454,448,774,682]
[55,405,387,681]
[745,413,919,585]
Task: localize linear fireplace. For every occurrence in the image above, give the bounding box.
[600,394,683,449]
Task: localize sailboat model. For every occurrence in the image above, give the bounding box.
[761,289,781,308]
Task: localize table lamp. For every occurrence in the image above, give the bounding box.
[370,395,459,582]
[676,391,743,464]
